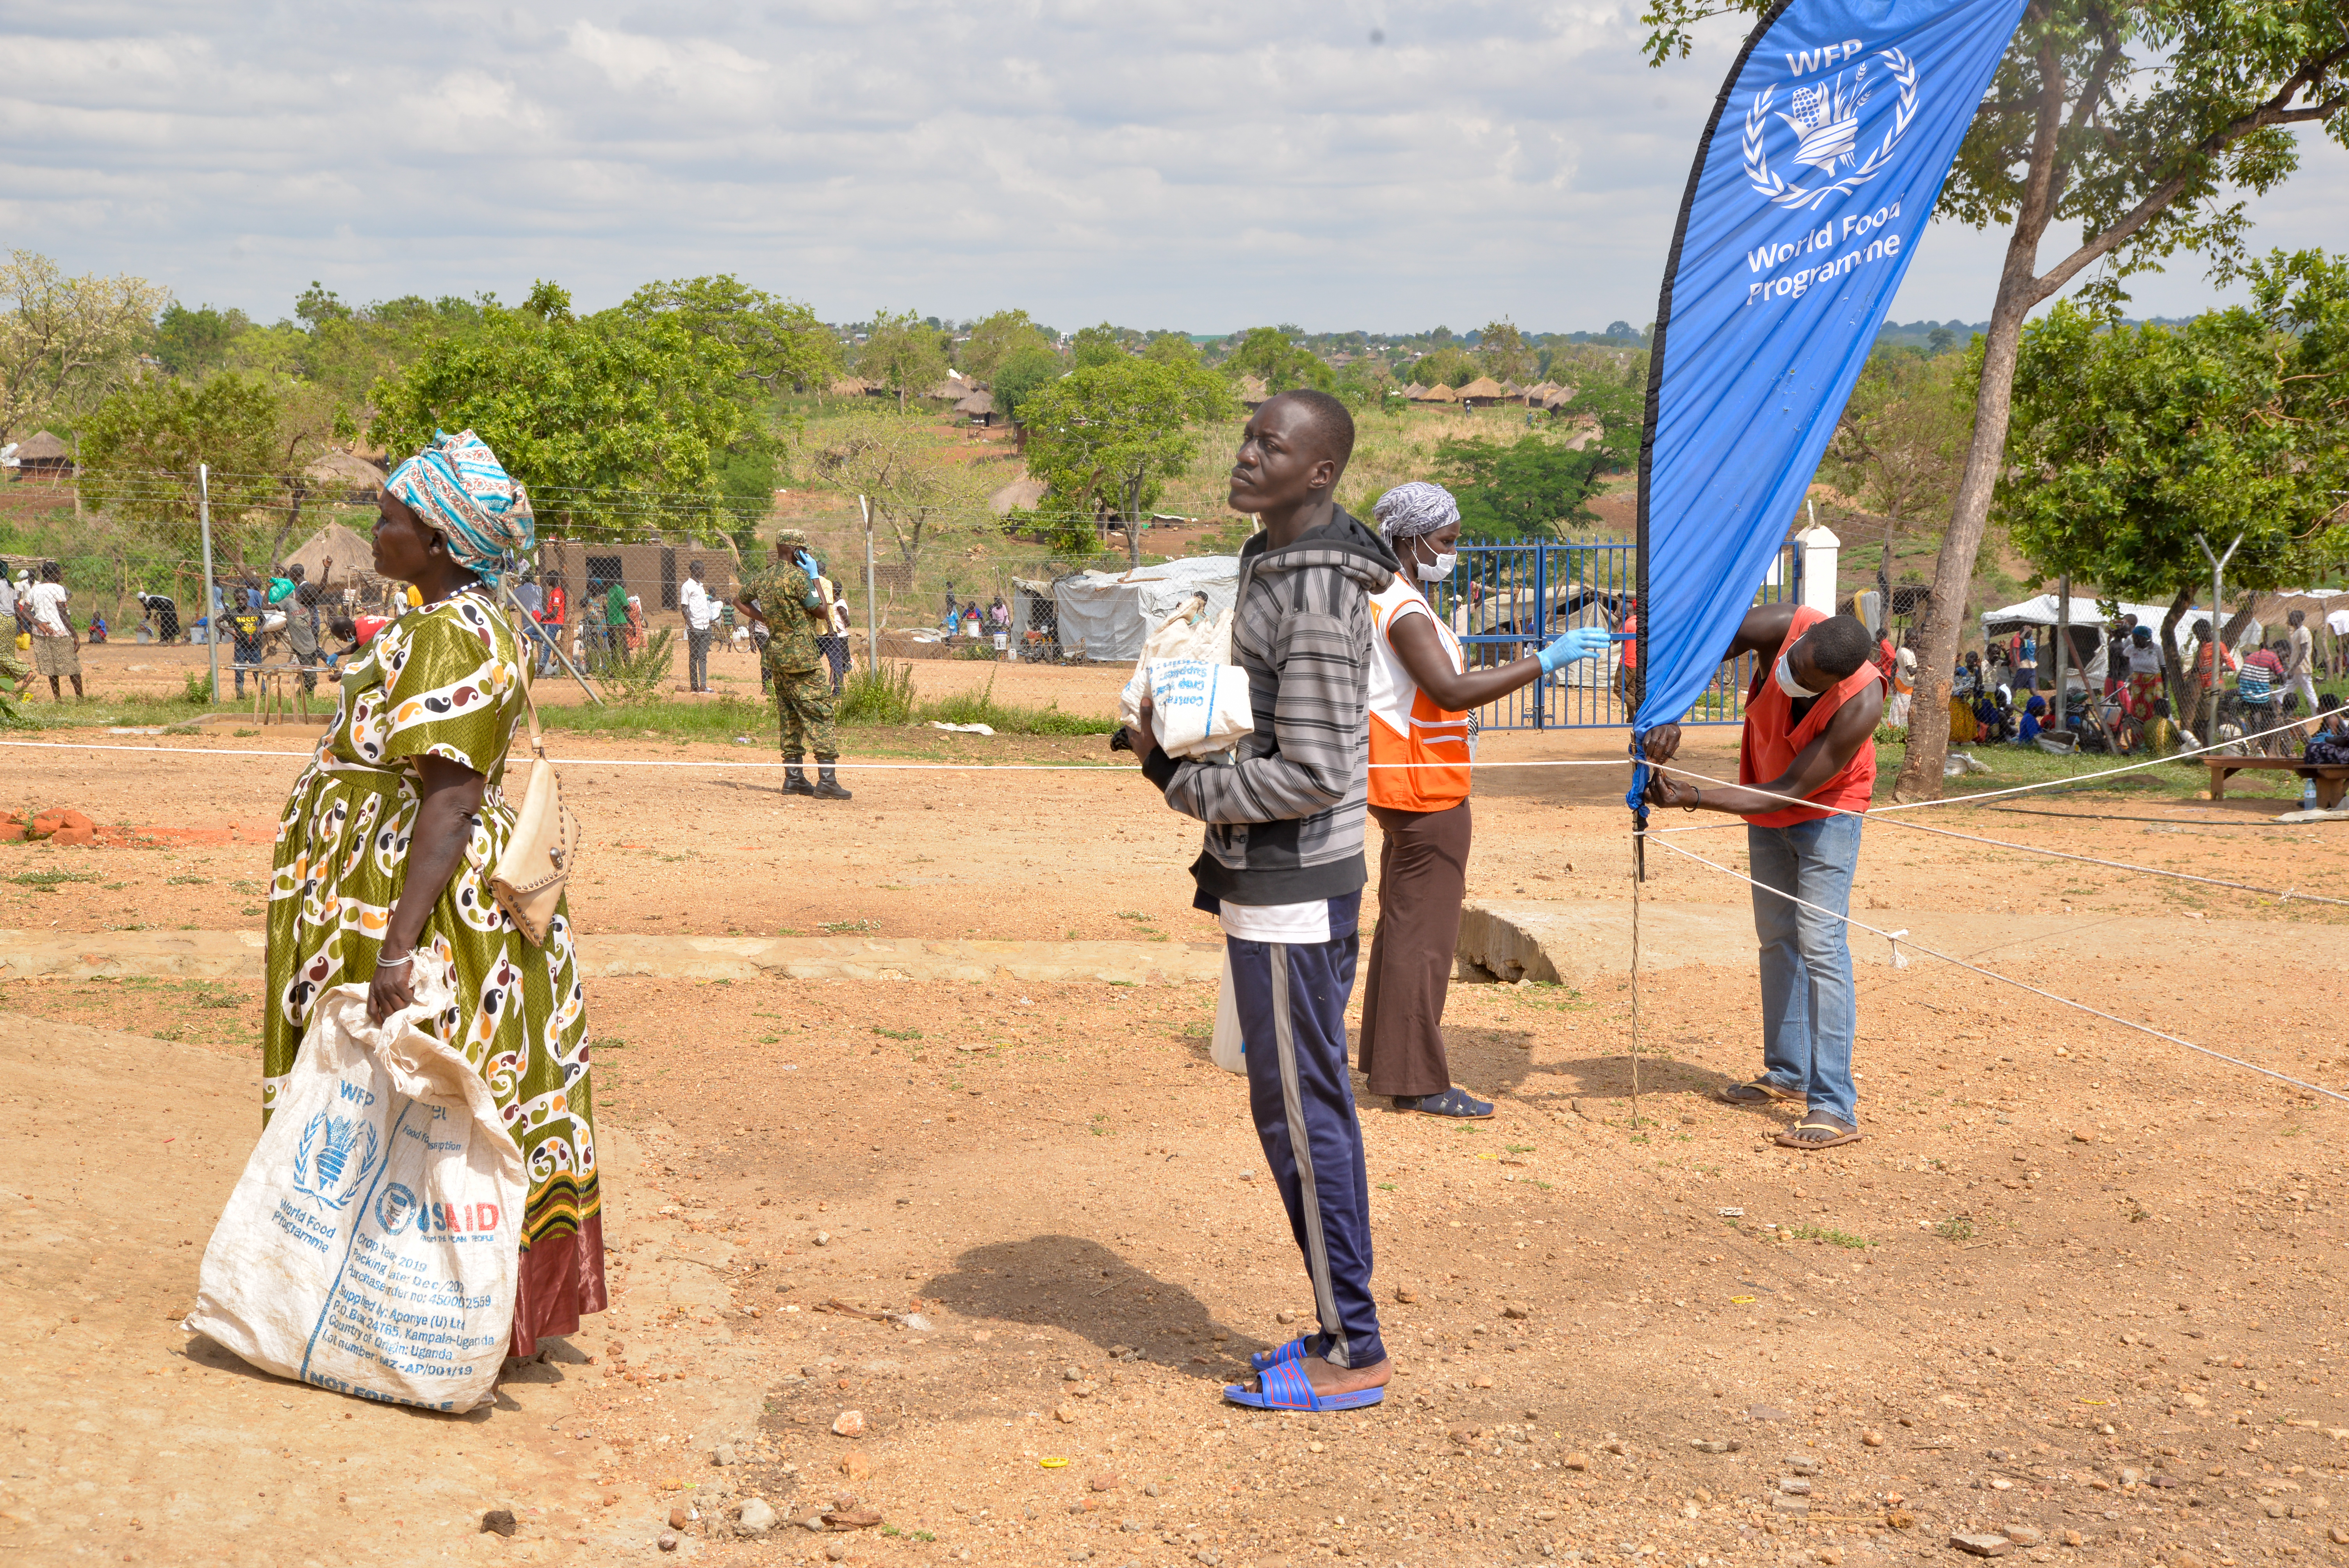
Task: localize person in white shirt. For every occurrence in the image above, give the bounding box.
[677,561,722,692]
[2283,610,2319,713]
[25,560,82,699]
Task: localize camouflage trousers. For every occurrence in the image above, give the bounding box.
[773,665,839,760]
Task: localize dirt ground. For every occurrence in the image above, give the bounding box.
[4,713,2349,1568]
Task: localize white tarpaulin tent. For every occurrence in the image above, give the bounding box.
[1978,594,2192,652]
[1052,556,1241,662]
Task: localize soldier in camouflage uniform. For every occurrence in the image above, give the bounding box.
[737,528,852,800]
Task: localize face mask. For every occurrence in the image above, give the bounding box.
[1773,650,1821,699]
[1415,550,1457,583]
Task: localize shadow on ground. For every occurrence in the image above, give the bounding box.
[921,1236,1266,1374]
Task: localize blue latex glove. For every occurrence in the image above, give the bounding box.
[795,550,821,580]
[1537,625,1613,674]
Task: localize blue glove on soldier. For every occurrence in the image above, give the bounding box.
[1536,625,1613,674]
[795,550,821,580]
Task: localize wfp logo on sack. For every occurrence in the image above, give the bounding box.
[1744,39,1920,211]
[293,1083,380,1210]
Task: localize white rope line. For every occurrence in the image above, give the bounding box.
[0,739,1629,773]
[1647,703,2334,833]
[1641,832,2349,1106]
[1645,758,2349,908]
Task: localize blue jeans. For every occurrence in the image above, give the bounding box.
[1746,814,1861,1126]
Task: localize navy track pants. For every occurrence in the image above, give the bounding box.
[1226,924,1387,1370]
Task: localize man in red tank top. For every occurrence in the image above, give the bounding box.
[1641,605,1883,1151]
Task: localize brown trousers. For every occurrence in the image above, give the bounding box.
[1357,799,1472,1099]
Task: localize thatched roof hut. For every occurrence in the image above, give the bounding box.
[829,376,879,397]
[304,448,386,499]
[955,389,996,426]
[1456,376,1506,404]
[1414,384,1460,403]
[11,430,72,481]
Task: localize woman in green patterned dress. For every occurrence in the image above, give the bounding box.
[262,429,602,1357]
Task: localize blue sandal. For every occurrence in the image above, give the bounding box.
[1249,1333,1319,1372]
[1224,1358,1387,1412]
[1394,1087,1494,1118]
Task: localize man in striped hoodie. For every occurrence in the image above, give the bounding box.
[1126,390,1401,1412]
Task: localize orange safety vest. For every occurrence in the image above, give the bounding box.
[1367,579,1472,813]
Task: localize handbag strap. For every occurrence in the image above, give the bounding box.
[514,625,547,761]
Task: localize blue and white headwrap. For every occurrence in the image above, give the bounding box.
[385,430,535,582]
[1372,481,1461,543]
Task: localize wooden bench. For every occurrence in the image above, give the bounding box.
[2203,755,2349,809]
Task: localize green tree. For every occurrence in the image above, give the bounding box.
[1071,321,1143,369]
[1556,356,1648,470]
[1431,435,1612,540]
[1643,0,2349,797]
[78,373,287,570]
[991,343,1066,426]
[1143,333,1205,367]
[1476,320,1533,384]
[807,413,994,584]
[1999,248,2349,716]
[855,308,952,412]
[1817,349,1973,596]
[0,251,169,443]
[372,281,746,536]
[624,274,838,395]
[1017,357,1239,565]
[1224,326,1334,394]
[960,310,1055,381]
[1413,346,1480,389]
[155,303,254,379]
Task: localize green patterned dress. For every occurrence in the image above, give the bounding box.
[262,589,603,1353]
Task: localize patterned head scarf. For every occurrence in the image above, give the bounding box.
[385,430,535,582]
[1373,481,1461,543]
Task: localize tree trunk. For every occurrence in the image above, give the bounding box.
[1891,45,2067,803]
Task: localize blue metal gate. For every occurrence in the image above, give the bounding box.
[1431,538,1802,729]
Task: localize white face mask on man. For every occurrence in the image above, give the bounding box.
[1773,650,1821,699]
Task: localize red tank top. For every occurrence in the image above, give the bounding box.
[1739,606,1880,827]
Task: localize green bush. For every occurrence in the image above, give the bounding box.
[837,661,917,725]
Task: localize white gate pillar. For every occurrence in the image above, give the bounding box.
[1799,526,1841,616]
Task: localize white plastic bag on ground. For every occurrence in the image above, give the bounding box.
[1210,947,1246,1075]
[186,958,524,1411]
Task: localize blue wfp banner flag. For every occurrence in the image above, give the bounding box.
[1633,0,2026,737]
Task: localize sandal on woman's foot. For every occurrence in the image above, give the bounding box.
[1249,1333,1321,1372]
[1773,1115,1862,1151]
[1395,1087,1494,1119]
[1720,1078,1802,1106]
[1223,1358,1386,1413]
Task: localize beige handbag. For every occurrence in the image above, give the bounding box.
[490,668,579,946]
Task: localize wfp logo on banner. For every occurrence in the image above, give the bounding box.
[1743,40,1920,211]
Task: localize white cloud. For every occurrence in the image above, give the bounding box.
[0,2,2336,330]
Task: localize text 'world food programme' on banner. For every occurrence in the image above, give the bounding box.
[1634,0,2029,734]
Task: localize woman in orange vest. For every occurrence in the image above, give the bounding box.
[1359,483,1610,1117]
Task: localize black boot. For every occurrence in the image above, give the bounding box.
[782,764,815,796]
[814,762,853,800]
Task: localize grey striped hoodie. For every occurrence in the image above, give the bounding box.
[1140,509,1398,905]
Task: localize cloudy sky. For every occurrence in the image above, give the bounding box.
[4,2,2341,333]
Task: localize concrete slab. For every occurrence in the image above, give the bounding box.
[0,928,1223,986]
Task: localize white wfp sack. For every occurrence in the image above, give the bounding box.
[186,959,525,1411]
[1210,948,1247,1076]
[1136,660,1255,761]
[1118,593,1236,738]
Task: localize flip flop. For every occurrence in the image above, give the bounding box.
[1394,1087,1494,1119]
[1223,1358,1387,1413]
[1774,1115,1863,1151]
[1248,1333,1320,1373]
[1720,1078,1803,1106]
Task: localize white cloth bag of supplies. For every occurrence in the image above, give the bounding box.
[1118,593,1248,761]
[185,956,524,1411]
